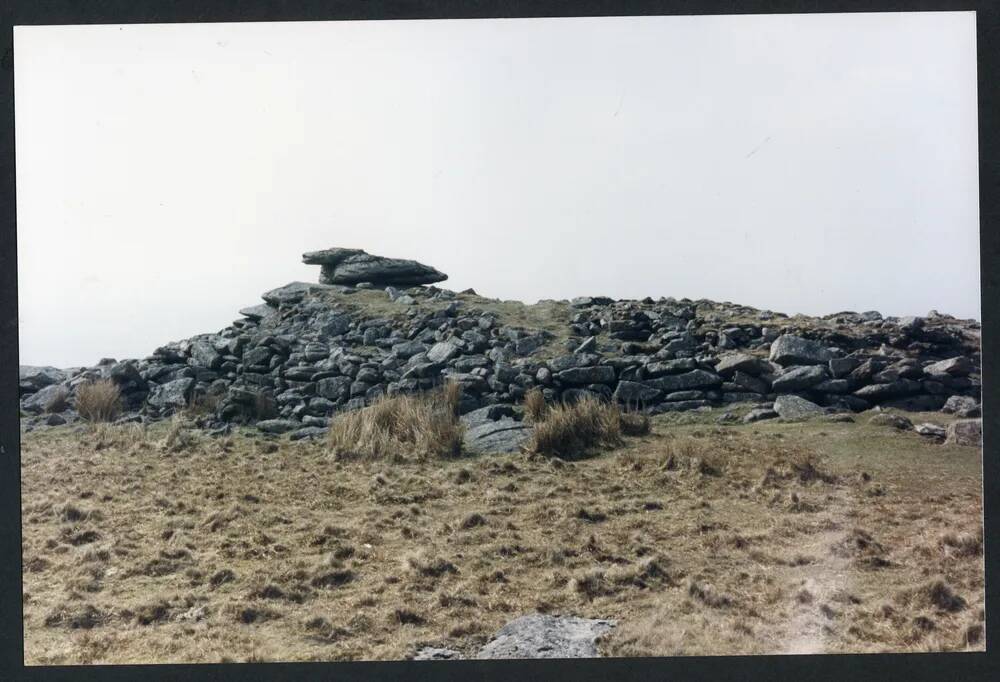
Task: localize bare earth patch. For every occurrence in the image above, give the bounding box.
[21,408,984,664]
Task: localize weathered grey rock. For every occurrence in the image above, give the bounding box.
[773,394,825,419]
[743,407,778,423]
[768,335,834,366]
[813,378,850,394]
[942,395,980,416]
[476,614,615,659]
[771,365,829,393]
[556,366,617,386]
[414,647,464,661]
[645,358,697,377]
[256,418,300,434]
[315,376,352,401]
[868,413,914,430]
[945,419,982,447]
[21,383,68,414]
[317,312,352,338]
[190,340,222,370]
[19,366,67,393]
[427,341,461,364]
[575,336,597,354]
[147,378,195,410]
[731,370,770,394]
[303,248,447,286]
[829,357,860,379]
[924,357,975,378]
[613,381,662,405]
[715,353,764,378]
[664,390,706,401]
[881,395,947,412]
[239,304,274,321]
[460,404,517,430]
[644,369,722,393]
[261,281,335,306]
[853,379,921,401]
[915,423,947,439]
[391,340,428,359]
[288,426,328,440]
[514,334,547,356]
[463,419,532,454]
[44,413,67,426]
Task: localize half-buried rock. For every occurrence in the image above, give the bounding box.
[476,614,616,659]
[303,247,447,287]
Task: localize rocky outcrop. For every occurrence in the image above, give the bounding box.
[19,249,982,438]
[303,247,447,287]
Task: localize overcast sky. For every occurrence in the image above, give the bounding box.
[15,12,979,368]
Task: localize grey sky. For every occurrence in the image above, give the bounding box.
[15,13,980,368]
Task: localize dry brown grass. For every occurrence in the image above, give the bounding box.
[528,397,651,460]
[523,389,548,423]
[441,381,462,418]
[327,389,463,461]
[76,380,122,422]
[20,409,984,664]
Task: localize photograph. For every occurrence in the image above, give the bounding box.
[14,11,984,665]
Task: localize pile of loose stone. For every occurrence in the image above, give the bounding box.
[19,247,982,445]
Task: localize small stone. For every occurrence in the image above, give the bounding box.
[915,423,947,439]
[773,395,825,419]
[868,413,914,430]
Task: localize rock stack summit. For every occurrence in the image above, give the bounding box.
[302,247,447,287]
[19,247,982,448]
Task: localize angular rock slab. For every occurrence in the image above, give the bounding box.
[946,419,982,447]
[261,281,338,306]
[463,418,532,454]
[773,394,825,419]
[769,334,833,366]
[476,614,616,659]
[303,248,447,287]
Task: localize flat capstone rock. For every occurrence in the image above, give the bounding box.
[303,247,447,287]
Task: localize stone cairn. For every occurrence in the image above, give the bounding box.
[20,247,982,447]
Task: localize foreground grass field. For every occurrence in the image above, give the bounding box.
[21,407,984,664]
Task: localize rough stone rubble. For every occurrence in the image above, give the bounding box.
[19,248,983,444]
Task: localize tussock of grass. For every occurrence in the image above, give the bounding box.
[327,389,464,460]
[77,380,122,422]
[523,389,548,423]
[897,579,967,614]
[441,380,462,418]
[529,397,641,459]
[938,530,983,558]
